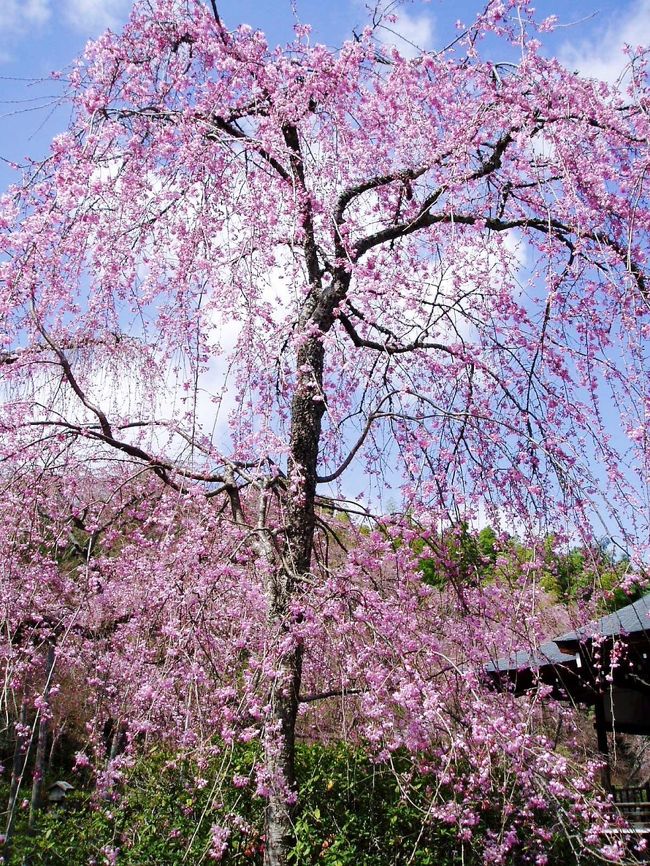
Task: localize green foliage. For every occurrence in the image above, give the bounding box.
[6,742,602,866]
[8,743,262,865]
[291,745,457,865]
[415,525,498,590]
[10,746,456,866]
[539,537,643,613]
[410,521,644,615]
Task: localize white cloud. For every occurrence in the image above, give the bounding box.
[0,0,131,62]
[377,8,435,59]
[63,0,131,33]
[559,0,650,85]
[0,0,50,32]
[0,0,50,62]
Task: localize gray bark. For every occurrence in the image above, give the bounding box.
[3,701,28,864]
[28,643,56,833]
[263,336,325,866]
[260,116,330,866]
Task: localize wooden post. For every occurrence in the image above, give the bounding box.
[3,701,28,864]
[594,695,611,791]
[28,643,56,832]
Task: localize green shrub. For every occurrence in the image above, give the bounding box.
[7,743,604,866]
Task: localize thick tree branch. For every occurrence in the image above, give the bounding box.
[23,420,227,487]
[354,212,572,260]
[335,166,429,228]
[298,688,364,704]
[209,0,222,28]
[337,310,454,356]
[1,334,127,367]
[34,321,113,439]
[316,393,399,484]
[207,115,291,182]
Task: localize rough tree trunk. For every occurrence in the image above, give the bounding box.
[3,701,28,864]
[28,643,56,833]
[263,336,325,866]
[263,643,303,865]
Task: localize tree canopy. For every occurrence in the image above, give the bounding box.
[1,1,649,863]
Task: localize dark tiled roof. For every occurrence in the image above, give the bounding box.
[487,595,650,678]
[485,640,575,674]
[555,594,650,647]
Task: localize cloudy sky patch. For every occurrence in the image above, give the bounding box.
[62,0,133,33]
[377,7,436,57]
[559,0,650,84]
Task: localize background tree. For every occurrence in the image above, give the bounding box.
[0,0,649,862]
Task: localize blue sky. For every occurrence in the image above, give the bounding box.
[0,0,649,192]
[0,0,647,534]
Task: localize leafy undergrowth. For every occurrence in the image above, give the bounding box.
[6,743,606,866]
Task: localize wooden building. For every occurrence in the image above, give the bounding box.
[486,595,650,826]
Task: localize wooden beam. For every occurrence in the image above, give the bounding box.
[595,695,611,790]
